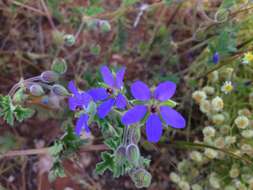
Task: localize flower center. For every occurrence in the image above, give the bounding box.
[106,88,114,95]
[150,105,157,113]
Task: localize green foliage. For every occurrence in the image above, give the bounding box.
[0,95,34,126]
[122,0,138,6]
[95,151,115,174]
[113,18,128,52]
[220,0,236,9]
[0,133,16,155]
[84,6,104,16]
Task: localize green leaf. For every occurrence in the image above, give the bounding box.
[160,99,177,108]
[14,106,34,122]
[113,18,127,52]
[0,96,15,126]
[164,0,172,6]
[122,0,138,6]
[84,6,104,16]
[95,152,114,174]
[49,141,64,156]
[220,0,236,9]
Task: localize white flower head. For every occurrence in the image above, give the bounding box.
[211,96,224,112]
[235,116,249,129]
[221,81,233,94]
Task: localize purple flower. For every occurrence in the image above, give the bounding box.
[68,81,93,135]
[88,66,127,119]
[212,52,219,64]
[121,81,186,143]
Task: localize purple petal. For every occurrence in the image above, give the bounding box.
[79,92,93,107]
[130,81,151,101]
[97,98,115,118]
[100,66,115,87]
[75,114,89,135]
[68,81,79,96]
[154,81,176,101]
[68,97,78,111]
[116,67,126,89]
[160,106,186,129]
[87,88,108,102]
[115,93,127,109]
[146,114,163,143]
[121,105,147,125]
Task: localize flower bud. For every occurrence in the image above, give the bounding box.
[51,84,69,96]
[235,116,249,129]
[98,20,111,33]
[40,71,59,83]
[129,168,152,188]
[169,172,180,184]
[211,96,224,112]
[114,145,126,165]
[64,34,76,47]
[29,84,45,96]
[126,144,140,166]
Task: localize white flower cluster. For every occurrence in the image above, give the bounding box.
[171,67,253,189]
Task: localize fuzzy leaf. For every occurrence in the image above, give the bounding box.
[95,152,114,174]
[14,106,34,122]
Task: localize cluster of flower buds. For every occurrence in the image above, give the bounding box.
[11,58,69,109]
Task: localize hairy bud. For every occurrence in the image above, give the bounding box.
[40,71,59,83]
[126,144,140,166]
[29,84,44,96]
[51,84,69,96]
[114,145,126,165]
[129,168,152,188]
